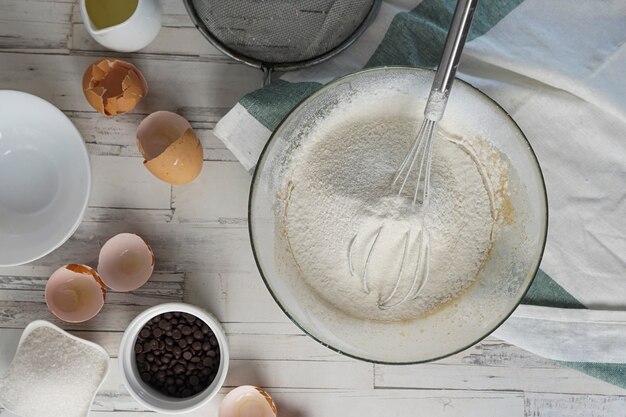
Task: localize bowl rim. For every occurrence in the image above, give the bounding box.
[248,65,549,365]
[0,320,110,417]
[0,90,91,267]
[118,302,229,414]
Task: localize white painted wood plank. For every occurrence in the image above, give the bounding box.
[0,301,161,332]
[0,271,183,292]
[0,321,341,365]
[92,358,373,411]
[184,272,287,323]
[171,162,250,224]
[375,363,626,396]
[0,222,255,273]
[0,0,72,53]
[83,207,174,224]
[0,53,260,114]
[66,110,224,143]
[0,270,183,330]
[524,392,626,417]
[89,156,172,209]
[71,24,228,61]
[226,359,373,389]
[439,336,556,368]
[87,388,525,417]
[65,110,234,158]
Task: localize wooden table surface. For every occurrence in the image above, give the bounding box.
[1,1,625,416]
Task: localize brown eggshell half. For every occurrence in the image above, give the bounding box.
[136,111,204,185]
[82,58,148,116]
[44,264,107,323]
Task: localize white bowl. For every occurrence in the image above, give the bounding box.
[119,303,229,414]
[0,91,91,266]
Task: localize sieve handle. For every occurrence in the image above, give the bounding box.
[425,0,478,121]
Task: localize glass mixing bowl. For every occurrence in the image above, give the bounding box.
[249,67,548,363]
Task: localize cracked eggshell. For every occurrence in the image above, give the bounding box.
[82,58,148,116]
[219,386,277,417]
[98,233,154,292]
[136,111,203,185]
[45,264,106,323]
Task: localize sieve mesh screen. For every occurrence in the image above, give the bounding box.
[188,0,377,65]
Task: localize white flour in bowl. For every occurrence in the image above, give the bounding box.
[280,95,510,321]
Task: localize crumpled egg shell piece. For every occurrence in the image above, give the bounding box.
[136,111,203,185]
[98,233,154,292]
[82,58,148,116]
[45,264,106,323]
[219,386,277,417]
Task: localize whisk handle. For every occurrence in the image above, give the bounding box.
[426,0,478,120]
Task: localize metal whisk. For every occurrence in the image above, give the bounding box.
[348,0,478,309]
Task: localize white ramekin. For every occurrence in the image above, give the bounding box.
[119,303,229,414]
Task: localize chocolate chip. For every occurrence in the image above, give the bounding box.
[134,311,220,399]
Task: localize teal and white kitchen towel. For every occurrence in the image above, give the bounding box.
[215,0,626,387]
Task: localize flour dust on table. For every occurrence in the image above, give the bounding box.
[280,96,513,321]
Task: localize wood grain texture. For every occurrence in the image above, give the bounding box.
[1,1,625,417]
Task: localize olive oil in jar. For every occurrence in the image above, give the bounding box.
[85,0,139,29]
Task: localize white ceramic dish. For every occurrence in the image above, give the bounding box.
[119,303,229,414]
[0,320,110,417]
[80,0,162,52]
[0,90,91,266]
[249,67,548,363]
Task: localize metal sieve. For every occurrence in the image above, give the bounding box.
[183,0,381,84]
